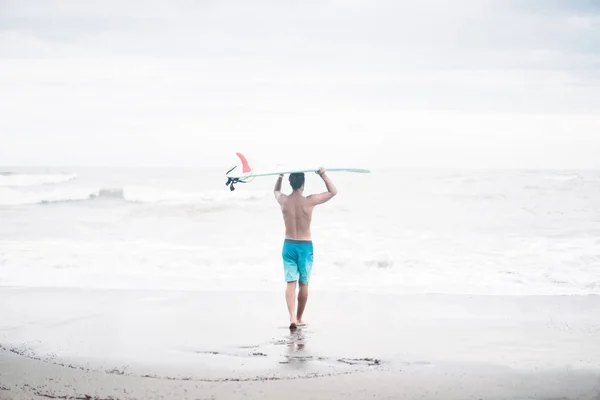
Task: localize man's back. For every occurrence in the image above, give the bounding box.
[280,193,314,240]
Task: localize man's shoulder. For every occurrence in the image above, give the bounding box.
[275,191,288,204]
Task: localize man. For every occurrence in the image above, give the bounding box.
[274,167,338,330]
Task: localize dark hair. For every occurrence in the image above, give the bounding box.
[289,173,305,190]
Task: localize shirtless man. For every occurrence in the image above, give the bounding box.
[274,167,337,330]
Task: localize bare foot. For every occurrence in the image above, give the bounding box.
[297,320,307,326]
[289,322,298,330]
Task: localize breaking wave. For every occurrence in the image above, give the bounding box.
[0,173,78,187]
[0,186,266,206]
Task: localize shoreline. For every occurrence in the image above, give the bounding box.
[1,288,599,399]
[2,348,598,400]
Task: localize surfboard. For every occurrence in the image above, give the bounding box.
[225,152,370,191]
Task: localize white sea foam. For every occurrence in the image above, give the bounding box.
[0,236,598,295]
[121,186,266,204]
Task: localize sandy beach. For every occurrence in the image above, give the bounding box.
[1,288,599,399]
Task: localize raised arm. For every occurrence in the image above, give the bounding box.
[307,167,337,206]
[274,174,286,204]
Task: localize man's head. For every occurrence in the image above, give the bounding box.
[289,173,305,191]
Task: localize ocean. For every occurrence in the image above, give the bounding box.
[1,167,599,295]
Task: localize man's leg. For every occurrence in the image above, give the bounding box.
[297,282,308,325]
[296,242,313,326]
[285,281,298,328]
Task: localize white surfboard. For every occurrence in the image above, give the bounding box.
[225,153,370,191]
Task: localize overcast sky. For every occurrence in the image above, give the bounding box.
[1,0,599,168]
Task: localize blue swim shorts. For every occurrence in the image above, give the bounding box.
[282,239,314,284]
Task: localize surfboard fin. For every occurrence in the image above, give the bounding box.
[236,152,252,174]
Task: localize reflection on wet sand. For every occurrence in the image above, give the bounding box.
[281,328,312,367]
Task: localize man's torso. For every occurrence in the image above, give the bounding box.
[280,193,314,240]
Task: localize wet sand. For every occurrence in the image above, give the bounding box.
[1,288,599,399]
